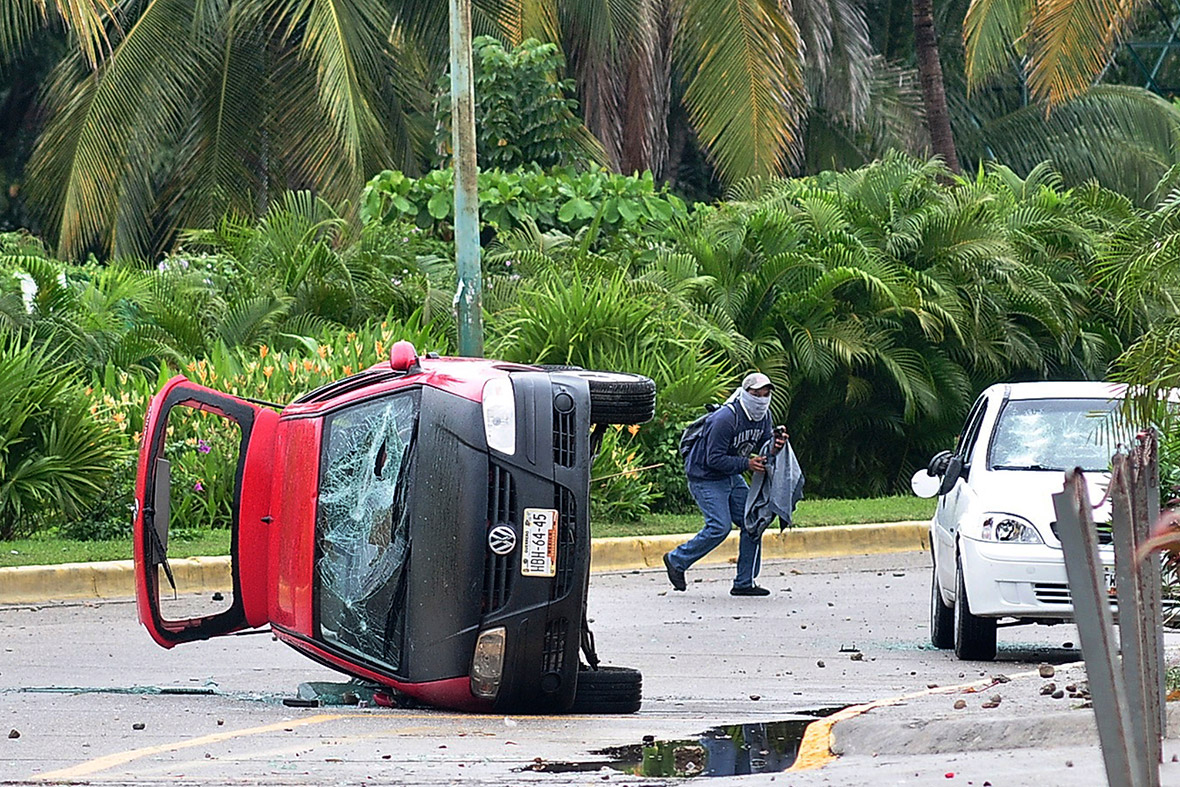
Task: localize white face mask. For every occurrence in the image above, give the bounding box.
[739,389,771,421]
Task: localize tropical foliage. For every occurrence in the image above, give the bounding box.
[6,151,1180,535]
[432,36,599,171]
[4,0,1180,256]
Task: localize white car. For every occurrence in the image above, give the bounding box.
[912,381,1124,660]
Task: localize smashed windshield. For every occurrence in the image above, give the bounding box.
[316,390,419,672]
[989,397,1124,473]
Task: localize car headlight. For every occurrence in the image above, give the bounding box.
[980,514,1044,544]
[470,627,507,699]
[482,378,516,455]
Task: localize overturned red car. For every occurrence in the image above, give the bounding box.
[133,341,655,713]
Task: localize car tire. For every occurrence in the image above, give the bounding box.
[953,554,997,661]
[573,371,656,426]
[930,561,954,650]
[570,666,642,714]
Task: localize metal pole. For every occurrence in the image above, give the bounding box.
[1053,470,1144,787]
[449,0,483,357]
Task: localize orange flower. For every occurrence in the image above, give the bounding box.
[263,366,274,378]
[302,359,314,372]
[260,344,270,359]
[317,345,328,359]
[627,424,641,436]
[287,360,297,374]
[343,365,353,376]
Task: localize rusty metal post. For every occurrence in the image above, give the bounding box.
[1053,470,1144,787]
[449,0,483,357]
[1130,432,1166,765]
[1110,453,1156,786]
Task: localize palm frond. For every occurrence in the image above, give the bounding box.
[1024,0,1132,106]
[677,0,807,181]
[963,0,1031,90]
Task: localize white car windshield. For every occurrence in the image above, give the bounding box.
[988,397,1124,473]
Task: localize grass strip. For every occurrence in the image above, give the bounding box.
[0,496,933,568]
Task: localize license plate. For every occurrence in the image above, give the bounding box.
[521,508,558,577]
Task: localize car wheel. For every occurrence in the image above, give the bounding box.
[573,371,656,426]
[953,554,997,661]
[570,666,642,714]
[930,561,954,650]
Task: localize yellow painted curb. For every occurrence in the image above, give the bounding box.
[589,521,930,572]
[0,556,232,604]
[0,522,929,604]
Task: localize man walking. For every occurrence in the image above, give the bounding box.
[663,373,786,596]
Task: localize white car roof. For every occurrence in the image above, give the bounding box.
[985,380,1127,401]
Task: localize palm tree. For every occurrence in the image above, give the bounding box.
[3,0,423,260]
[912,0,960,171]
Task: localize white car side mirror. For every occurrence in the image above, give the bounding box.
[911,469,941,498]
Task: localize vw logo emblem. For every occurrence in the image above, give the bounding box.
[488,525,516,555]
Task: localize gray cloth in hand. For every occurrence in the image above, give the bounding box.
[743,439,805,537]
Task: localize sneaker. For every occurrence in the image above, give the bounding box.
[730,585,771,596]
[663,553,686,591]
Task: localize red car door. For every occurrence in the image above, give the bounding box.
[133,376,278,647]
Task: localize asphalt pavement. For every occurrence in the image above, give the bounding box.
[2,546,1177,785]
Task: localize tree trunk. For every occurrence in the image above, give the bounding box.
[911,0,959,173]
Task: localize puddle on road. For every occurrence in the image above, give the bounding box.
[524,708,845,778]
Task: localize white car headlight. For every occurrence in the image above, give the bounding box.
[482,377,516,455]
[980,514,1044,544]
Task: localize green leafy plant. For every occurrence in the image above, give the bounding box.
[0,335,127,538]
[591,426,661,523]
[432,37,598,171]
[360,167,687,251]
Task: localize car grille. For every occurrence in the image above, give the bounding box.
[552,485,576,600]
[1034,582,1118,606]
[542,617,568,673]
[483,464,517,614]
[1033,583,1072,605]
[553,409,576,467]
[1049,520,1114,545]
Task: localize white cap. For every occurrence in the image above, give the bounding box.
[742,372,773,390]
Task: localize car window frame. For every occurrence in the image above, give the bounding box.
[955,394,990,472]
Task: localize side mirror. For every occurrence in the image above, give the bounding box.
[936,456,963,496]
[910,451,963,498]
[910,469,941,498]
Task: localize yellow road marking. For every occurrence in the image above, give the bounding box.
[788,662,1084,771]
[30,714,346,781]
[26,710,587,781]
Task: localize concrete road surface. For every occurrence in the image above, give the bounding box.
[2,550,1177,785]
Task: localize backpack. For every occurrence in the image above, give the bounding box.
[677,402,734,460]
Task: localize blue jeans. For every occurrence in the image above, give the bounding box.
[668,475,762,588]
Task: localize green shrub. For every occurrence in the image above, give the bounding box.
[360,167,688,251]
[432,37,595,171]
[591,426,661,522]
[0,336,128,538]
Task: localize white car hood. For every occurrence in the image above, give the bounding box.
[969,469,1111,533]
